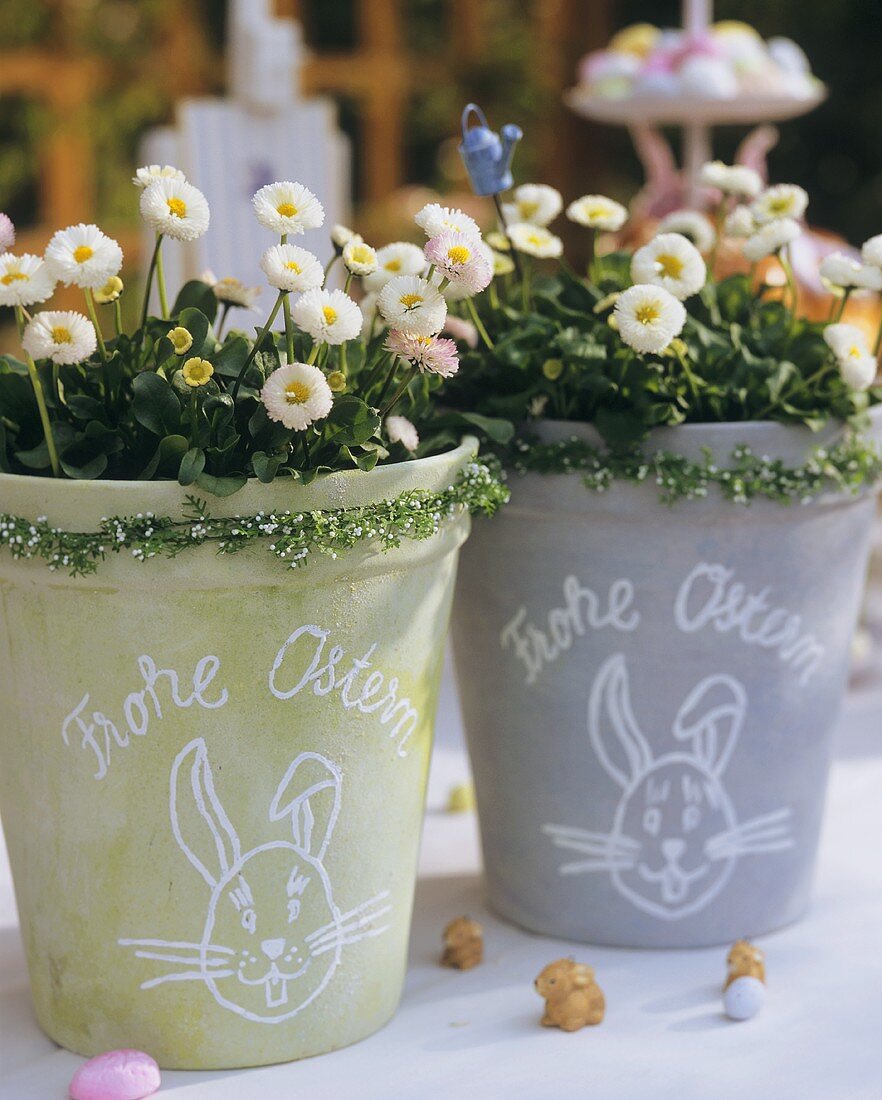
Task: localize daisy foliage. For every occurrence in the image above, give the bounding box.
[0,173,505,493]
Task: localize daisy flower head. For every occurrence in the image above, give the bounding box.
[44,223,123,290]
[363,242,427,293]
[385,414,419,451]
[861,234,882,269]
[22,310,97,365]
[168,327,193,355]
[724,205,756,239]
[252,181,324,236]
[0,213,14,251]
[385,330,459,377]
[331,224,357,249]
[502,184,563,228]
[0,253,56,308]
[742,218,802,262]
[93,275,123,304]
[140,179,210,242]
[414,203,481,240]
[751,184,809,225]
[342,237,378,277]
[261,361,333,430]
[819,252,882,292]
[181,357,214,388]
[485,230,511,252]
[655,210,716,253]
[425,232,492,296]
[699,161,762,199]
[824,324,877,391]
[614,284,687,355]
[291,288,363,346]
[507,223,564,259]
[133,164,186,189]
[631,233,707,300]
[565,194,628,232]
[211,276,261,309]
[377,275,447,337]
[260,243,324,294]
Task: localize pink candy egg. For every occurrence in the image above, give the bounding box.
[69,1050,161,1100]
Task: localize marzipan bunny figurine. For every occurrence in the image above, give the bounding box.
[441,916,483,970]
[725,939,765,989]
[535,958,605,1031]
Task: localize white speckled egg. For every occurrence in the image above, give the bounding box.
[724,975,766,1020]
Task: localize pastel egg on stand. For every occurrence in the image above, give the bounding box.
[723,975,767,1021]
[69,1049,161,1100]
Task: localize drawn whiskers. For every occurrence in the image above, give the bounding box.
[541,824,640,875]
[305,891,392,958]
[705,808,794,860]
[118,938,235,989]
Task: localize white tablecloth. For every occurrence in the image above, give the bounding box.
[2,659,882,1099]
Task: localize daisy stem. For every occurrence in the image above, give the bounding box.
[340,341,348,374]
[779,247,798,333]
[708,200,726,278]
[140,234,163,337]
[438,276,450,292]
[217,303,231,338]
[17,313,60,477]
[155,241,169,320]
[376,355,401,408]
[520,259,532,312]
[282,294,296,365]
[113,299,122,337]
[307,342,320,365]
[362,349,392,392]
[834,288,852,324]
[465,296,494,349]
[491,192,523,281]
[380,364,417,416]
[324,254,339,283]
[675,347,701,408]
[302,431,311,466]
[426,264,436,283]
[84,288,107,362]
[231,291,285,401]
[343,272,353,295]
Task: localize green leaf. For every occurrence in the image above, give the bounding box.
[323,395,380,447]
[14,439,51,469]
[176,308,211,357]
[212,336,250,379]
[66,394,107,421]
[132,371,181,436]
[60,453,108,479]
[251,450,284,483]
[172,280,218,323]
[179,447,206,486]
[138,434,189,479]
[196,472,248,497]
[595,405,648,447]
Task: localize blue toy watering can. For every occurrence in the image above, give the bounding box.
[459,103,523,196]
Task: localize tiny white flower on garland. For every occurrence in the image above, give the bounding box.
[0,253,56,308]
[260,243,324,294]
[22,310,97,365]
[631,233,706,300]
[44,223,123,290]
[261,361,334,430]
[502,183,562,228]
[291,288,363,345]
[140,179,210,241]
[252,181,324,236]
[614,284,686,355]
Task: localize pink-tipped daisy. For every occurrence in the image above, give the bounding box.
[385,330,459,378]
[424,232,492,296]
[0,213,14,252]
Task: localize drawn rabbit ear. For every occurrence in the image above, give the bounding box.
[631,125,679,196]
[588,654,653,789]
[734,124,778,181]
[672,675,747,777]
[169,738,241,888]
[269,752,342,862]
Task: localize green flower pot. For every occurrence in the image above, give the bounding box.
[0,440,476,1069]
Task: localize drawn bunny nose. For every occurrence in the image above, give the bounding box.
[661,838,685,862]
[261,938,286,960]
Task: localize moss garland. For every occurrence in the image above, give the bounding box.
[0,459,508,577]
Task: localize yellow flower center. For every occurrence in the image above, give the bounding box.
[400,293,423,308]
[416,336,433,347]
[0,271,26,285]
[527,233,544,246]
[277,202,298,217]
[848,345,862,358]
[51,326,73,344]
[655,253,684,279]
[167,197,187,218]
[285,380,311,404]
[518,200,540,219]
[446,245,471,265]
[322,305,338,325]
[350,245,372,263]
[284,261,302,273]
[73,245,94,264]
[635,303,661,326]
[385,259,402,272]
[768,197,791,215]
[585,204,609,220]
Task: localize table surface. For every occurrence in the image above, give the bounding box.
[2,657,882,1099]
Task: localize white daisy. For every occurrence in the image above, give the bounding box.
[291,288,362,345]
[724,205,756,239]
[614,284,686,355]
[860,234,882,269]
[631,233,707,300]
[824,324,877,391]
[502,183,562,228]
[140,179,210,242]
[751,184,809,225]
[22,310,97,365]
[414,203,481,240]
[819,252,882,292]
[261,361,334,430]
[252,181,324,236]
[133,164,186,189]
[385,414,419,451]
[0,253,56,308]
[742,218,802,262]
[377,274,446,337]
[655,210,716,253]
[331,224,357,248]
[565,194,628,231]
[425,232,492,297]
[211,277,261,309]
[44,223,123,290]
[260,243,324,294]
[342,237,378,277]
[699,161,762,198]
[438,239,495,301]
[507,223,564,259]
[363,242,427,293]
[492,250,516,276]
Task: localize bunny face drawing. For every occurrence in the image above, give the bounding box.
[120,738,391,1024]
[543,655,794,921]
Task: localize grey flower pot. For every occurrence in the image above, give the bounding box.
[452,413,882,947]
